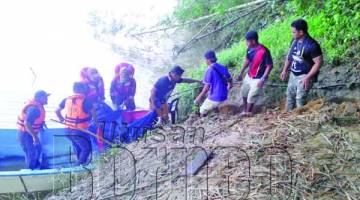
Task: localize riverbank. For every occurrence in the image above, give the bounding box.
[43,97,360,199]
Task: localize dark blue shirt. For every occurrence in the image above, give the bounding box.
[288,35,322,76]
[153,76,183,107]
[59,98,93,114]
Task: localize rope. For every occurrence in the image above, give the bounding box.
[50,119,114,146]
[170,80,360,99]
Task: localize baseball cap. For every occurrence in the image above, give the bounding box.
[245,31,259,41]
[204,50,217,62]
[170,65,185,76]
[34,90,51,100]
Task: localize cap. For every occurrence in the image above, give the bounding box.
[34,90,51,100]
[204,50,217,62]
[170,65,185,76]
[245,31,258,41]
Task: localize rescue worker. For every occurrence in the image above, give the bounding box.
[114,62,135,78]
[150,66,201,124]
[195,50,233,116]
[237,31,273,117]
[17,90,50,169]
[110,63,137,110]
[280,19,323,111]
[80,67,105,105]
[55,82,95,166]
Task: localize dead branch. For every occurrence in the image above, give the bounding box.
[130,0,267,36]
[174,2,267,56]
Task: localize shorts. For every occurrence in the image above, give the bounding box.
[200,98,223,115]
[240,75,262,104]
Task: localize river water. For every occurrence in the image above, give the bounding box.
[0,0,180,128]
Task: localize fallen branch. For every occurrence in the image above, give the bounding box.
[130,0,267,36]
[174,18,215,56]
[174,2,267,56]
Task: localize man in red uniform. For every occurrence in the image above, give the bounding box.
[80,67,105,105]
[110,63,137,110]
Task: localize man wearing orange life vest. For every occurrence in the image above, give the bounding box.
[17,90,50,169]
[55,82,95,166]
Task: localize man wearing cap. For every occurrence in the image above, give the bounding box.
[17,90,50,169]
[150,65,201,123]
[280,19,323,111]
[195,50,233,116]
[237,31,273,117]
[55,82,95,166]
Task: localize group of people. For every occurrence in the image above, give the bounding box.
[17,19,322,169]
[17,64,139,169]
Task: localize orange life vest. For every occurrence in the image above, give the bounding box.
[64,94,92,129]
[17,100,46,133]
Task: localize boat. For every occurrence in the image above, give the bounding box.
[0,128,98,194]
[0,96,183,194]
[0,107,157,194]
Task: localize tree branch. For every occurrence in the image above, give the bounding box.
[130,0,267,37]
[174,2,268,56]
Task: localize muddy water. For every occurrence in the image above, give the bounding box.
[0,0,219,129]
[0,0,181,129]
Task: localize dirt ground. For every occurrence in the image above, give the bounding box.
[46,98,360,200]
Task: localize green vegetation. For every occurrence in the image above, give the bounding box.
[175,0,360,119]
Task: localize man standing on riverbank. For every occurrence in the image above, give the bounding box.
[237,31,273,117]
[150,66,202,124]
[55,82,95,166]
[280,19,323,112]
[17,90,50,169]
[195,50,233,116]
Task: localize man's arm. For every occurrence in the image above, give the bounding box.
[281,41,296,81]
[24,121,40,144]
[280,59,291,81]
[258,65,272,88]
[194,84,210,105]
[306,56,323,79]
[24,107,40,144]
[301,55,323,90]
[181,78,202,84]
[262,65,272,80]
[258,50,273,88]
[129,79,136,97]
[237,59,250,81]
[55,108,64,122]
[55,99,66,122]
